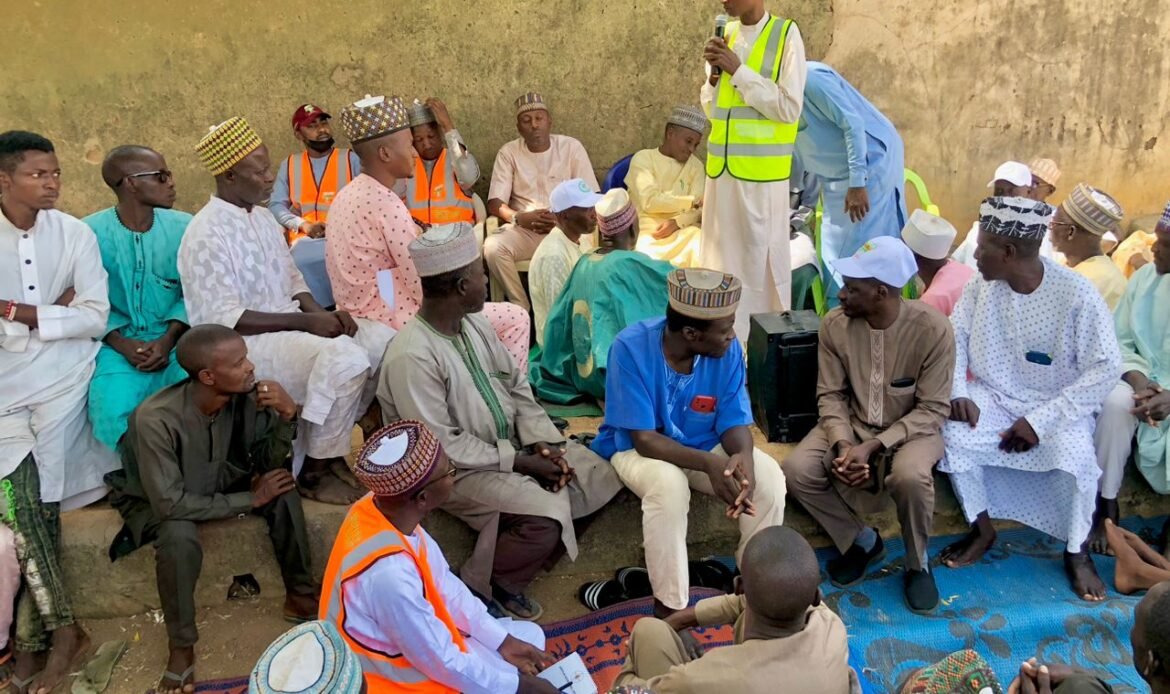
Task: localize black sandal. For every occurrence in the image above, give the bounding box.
[578,579,627,611]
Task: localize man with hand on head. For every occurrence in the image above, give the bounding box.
[402,98,480,227]
[108,324,319,694]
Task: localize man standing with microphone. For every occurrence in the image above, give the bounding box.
[701,0,807,343]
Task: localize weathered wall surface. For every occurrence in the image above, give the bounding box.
[3,0,1166,231]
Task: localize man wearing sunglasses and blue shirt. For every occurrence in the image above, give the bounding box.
[84,145,192,450]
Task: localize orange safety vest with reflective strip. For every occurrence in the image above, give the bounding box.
[287,148,354,243]
[320,496,466,693]
[407,149,475,226]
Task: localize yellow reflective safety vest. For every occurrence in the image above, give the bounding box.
[706,17,798,183]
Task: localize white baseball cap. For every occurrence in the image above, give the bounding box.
[901,209,958,260]
[830,236,918,288]
[549,179,602,213]
[986,161,1033,188]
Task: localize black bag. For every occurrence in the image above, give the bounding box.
[747,310,821,442]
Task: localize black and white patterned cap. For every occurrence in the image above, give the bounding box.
[978,196,1054,241]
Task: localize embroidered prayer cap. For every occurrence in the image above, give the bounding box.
[667,268,742,319]
[667,105,709,135]
[830,236,918,288]
[901,208,958,260]
[595,188,638,237]
[985,161,1032,188]
[354,420,444,497]
[196,117,263,176]
[1061,183,1123,237]
[408,222,479,277]
[550,178,603,214]
[514,92,548,116]
[248,621,363,694]
[338,94,410,145]
[897,649,998,694]
[408,99,436,127]
[978,196,1055,241]
[291,104,331,131]
[1160,200,1170,229]
[1029,157,1062,186]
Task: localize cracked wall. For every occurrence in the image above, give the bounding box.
[3,0,1163,231]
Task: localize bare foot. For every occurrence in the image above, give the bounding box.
[1106,519,1170,594]
[1121,525,1170,570]
[941,526,997,568]
[298,458,363,505]
[1064,551,1106,602]
[283,592,319,623]
[11,650,46,693]
[1086,496,1119,556]
[157,645,195,694]
[30,624,89,694]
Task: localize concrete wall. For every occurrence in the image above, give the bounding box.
[3,0,1166,233]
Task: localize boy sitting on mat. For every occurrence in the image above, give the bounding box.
[612,526,855,693]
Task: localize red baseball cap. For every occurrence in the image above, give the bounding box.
[291,104,331,130]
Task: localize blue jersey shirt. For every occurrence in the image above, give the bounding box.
[592,317,754,460]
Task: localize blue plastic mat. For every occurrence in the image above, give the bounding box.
[820,519,1162,693]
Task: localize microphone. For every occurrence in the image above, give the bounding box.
[711,14,729,80]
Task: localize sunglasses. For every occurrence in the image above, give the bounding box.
[119,169,173,186]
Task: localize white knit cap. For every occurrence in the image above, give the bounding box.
[901,209,958,260]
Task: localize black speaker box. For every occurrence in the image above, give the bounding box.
[747,310,821,442]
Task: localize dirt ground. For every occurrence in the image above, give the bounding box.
[85,571,599,693]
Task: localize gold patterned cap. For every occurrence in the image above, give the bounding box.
[667,268,742,319]
[354,420,444,497]
[514,92,548,116]
[339,95,410,145]
[195,117,263,176]
[1061,183,1123,237]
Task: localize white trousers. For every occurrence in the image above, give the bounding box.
[1095,381,1138,500]
[611,445,786,610]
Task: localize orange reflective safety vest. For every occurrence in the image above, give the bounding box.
[286,148,354,243]
[320,496,467,693]
[406,149,475,226]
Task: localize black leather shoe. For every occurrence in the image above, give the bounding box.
[826,533,886,587]
[904,569,940,614]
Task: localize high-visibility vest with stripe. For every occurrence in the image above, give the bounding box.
[287,147,354,229]
[406,149,475,226]
[706,17,798,183]
[320,496,466,693]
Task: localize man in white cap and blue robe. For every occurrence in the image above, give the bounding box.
[938,196,1121,602]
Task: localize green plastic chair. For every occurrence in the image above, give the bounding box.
[904,168,940,217]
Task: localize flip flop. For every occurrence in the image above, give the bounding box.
[614,567,653,599]
[10,670,41,694]
[689,558,735,592]
[71,640,127,694]
[159,665,195,693]
[578,579,627,611]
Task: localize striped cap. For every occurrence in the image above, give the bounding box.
[595,188,638,238]
[1061,183,1123,237]
[667,105,709,135]
[196,117,263,176]
[668,268,742,319]
[1029,158,1062,185]
[514,92,548,116]
[354,420,444,497]
[249,621,363,694]
[339,95,410,145]
[408,100,436,127]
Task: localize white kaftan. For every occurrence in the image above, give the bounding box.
[178,196,374,461]
[0,209,118,509]
[939,259,1121,548]
[699,14,807,341]
[343,525,545,694]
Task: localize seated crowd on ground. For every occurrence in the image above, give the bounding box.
[4,1,1170,691]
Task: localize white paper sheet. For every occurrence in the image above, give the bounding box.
[537,652,596,694]
[377,269,396,311]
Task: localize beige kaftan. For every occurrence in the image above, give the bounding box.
[376,312,622,595]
